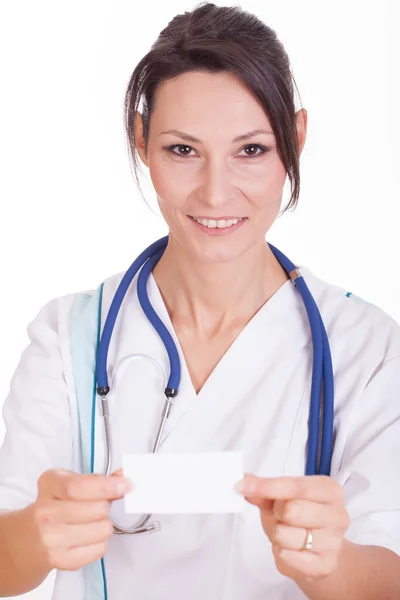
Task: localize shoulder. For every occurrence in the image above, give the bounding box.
[298,267,400,479]
[298,264,400,417]
[299,265,400,365]
[28,270,127,341]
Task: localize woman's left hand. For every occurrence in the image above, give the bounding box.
[236,474,350,583]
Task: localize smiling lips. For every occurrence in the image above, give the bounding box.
[190,216,247,229]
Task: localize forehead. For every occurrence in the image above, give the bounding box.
[150,70,272,138]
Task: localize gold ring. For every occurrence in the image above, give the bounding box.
[302,528,313,551]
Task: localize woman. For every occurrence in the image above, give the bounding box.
[1,2,399,599]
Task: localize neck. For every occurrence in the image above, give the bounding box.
[151,234,289,338]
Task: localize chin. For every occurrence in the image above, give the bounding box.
[185,235,259,265]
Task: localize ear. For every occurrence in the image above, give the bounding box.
[134,111,149,167]
[295,108,308,156]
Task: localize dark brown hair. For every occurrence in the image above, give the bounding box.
[124,1,303,213]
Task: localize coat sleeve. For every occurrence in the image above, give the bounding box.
[0,297,74,510]
[335,354,400,557]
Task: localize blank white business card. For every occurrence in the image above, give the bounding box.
[122,451,245,514]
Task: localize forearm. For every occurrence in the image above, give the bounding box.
[0,505,51,597]
[295,539,400,600]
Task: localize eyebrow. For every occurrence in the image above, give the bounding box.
[158,128,275,143]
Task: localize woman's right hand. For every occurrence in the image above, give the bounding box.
[30,468,132,571]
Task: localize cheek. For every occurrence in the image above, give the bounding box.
[247,158,287,208]
[148,152,287,215]
[148,161,188,212]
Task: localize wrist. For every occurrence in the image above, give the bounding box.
[7,503,52,590]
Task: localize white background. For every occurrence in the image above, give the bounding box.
[0,1,399,598]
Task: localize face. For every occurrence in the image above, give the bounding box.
[135,70,307,263]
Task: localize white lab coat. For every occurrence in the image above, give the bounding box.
[1,264,400,600]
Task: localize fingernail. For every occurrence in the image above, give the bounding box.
[235,479,258,495]
[116,478,133,494]
[235,480,245,493]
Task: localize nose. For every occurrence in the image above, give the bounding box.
[199,159,236,209]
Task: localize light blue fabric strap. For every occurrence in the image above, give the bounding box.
[69,283,107,600]
[346,291,367,304]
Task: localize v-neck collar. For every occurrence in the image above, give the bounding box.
[148,272,293,395]
[146,271,304,450]
[153,273,293,382]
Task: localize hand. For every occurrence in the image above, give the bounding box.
[236,474,350,583]
[30,468,132,571]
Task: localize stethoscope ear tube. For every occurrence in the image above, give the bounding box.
[96,236,169,390]
[137,248,181,393]
[317,309,334,475]
[268,243,334,476]
[293,276,334,476]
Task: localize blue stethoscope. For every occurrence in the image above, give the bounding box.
[95,235,334,535]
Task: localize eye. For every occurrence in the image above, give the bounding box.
[163,143,271,159]
[165,144,196,158]
[239,143,271,158]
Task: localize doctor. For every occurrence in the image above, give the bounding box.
[1,3,400,600]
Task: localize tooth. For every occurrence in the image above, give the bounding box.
[193,217,244,228]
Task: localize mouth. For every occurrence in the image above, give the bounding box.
[188,215,248,236]
[189,216,247,228]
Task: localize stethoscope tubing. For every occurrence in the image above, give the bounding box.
[95,235,334,535]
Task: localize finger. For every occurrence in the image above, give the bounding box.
[244,494,274,512]
[67,520,114,548]
[272,499,348,530]
[270,522,313,551]
[111,468,123,477]
[52,542,107,571]
[268,523,343,553]
[237,474,343,503]
[40,469,132,501]
[47,520,114,549]
[56,500,111,524]
[272,544,340,581]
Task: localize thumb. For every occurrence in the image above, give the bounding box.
[244,495,274,511]
[111,468,123,477]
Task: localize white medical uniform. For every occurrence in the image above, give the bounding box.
[1,264,400,600]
